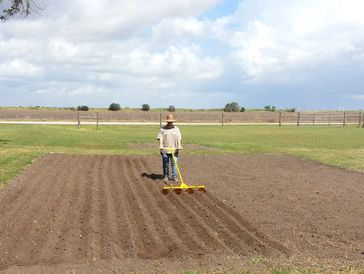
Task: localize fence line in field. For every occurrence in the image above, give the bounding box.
[0,109,363,127]
[77,111,364,128]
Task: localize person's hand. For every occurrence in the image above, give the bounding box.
[177,146,183,150]
[159,146,164,151]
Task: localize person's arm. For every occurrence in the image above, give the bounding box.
[157,129,164,150]
[159,136,164,150]
[177,138,182,150]
[177,128,183,150]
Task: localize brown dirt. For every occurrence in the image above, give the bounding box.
[127,143,220,151]
[0,154,363,273]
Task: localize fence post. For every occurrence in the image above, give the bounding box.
[77,112,80,129]
[328,113,331,126]
[358,111,361,128]
[297,112,300,126]
[279,112,282,127]
[221,112,224,127]
[313,113,315,126]
[159,112,162,128]
[343,112,346,127]
[96,112,99,130]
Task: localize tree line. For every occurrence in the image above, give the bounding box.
[75,102,296,112]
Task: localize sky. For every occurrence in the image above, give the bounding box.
[1,0,364,110]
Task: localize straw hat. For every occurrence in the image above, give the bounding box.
[165,114,176,122]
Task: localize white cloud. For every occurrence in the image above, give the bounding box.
[49,39,80,61]
[120,45,222,80]
[0,59,43,77]
[34,85,107,97]
[345,94,364,100]
[151,17,207,43]
[0,0,223,99]
[1,0,363,109]
[214,0,364,83]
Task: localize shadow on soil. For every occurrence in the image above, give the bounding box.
[141,172,164,180]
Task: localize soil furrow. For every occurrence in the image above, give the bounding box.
[108,156,136,258]
[0,155,65,231]
[87,154,105,262]
[203,192,291,255]
[0,155,71,269]
[115,157,141,258]
[157,191,211,253]
[122,157,165,259]
[115,157,150,258]
[188,193,257,256]
[134,157,191,255]
[78,156,98,260]
[26,155,82,265]
[30,156,81,266]
[43,155,90,263]
[167,192,237,255]
[142,160,214,254]
[0,155,59,215]
[137,158,232,255]
[0,153,362,272]
[96,155,113,260]
[166,192,235,254]
[132,157,190,257]
[137,157,210,256]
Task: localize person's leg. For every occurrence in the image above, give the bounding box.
[160,152,169,181]
[171,151,179,182]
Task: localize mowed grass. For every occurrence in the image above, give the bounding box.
[0,124,364,187]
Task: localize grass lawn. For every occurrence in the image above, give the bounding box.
[0,124,364,187]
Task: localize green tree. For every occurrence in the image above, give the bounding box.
[77,105,89,111]
[286,108,296,112]
[224,102,240,112]
[264,105,276,112]
[141,104,150,111]
[108,103,120,111]
[240,106,245,112]
[0,0,39,21]
[167,105,176,112]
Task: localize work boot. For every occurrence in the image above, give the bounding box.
[163,176,169,183]
[173,176,179,183]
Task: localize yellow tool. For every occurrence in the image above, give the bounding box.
[162,147,206,194]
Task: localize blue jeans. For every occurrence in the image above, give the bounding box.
[161,151,179,178]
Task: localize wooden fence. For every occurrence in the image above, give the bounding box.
[0,109,363,127]
[72,111,364,128]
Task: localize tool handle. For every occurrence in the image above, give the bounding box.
[159,147,183,150]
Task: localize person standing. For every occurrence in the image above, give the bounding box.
[157,114,183,183]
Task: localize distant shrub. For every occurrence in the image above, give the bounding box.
[65,107,76,111]
[224,102,240,112]
[240,107,245,112]
[168,105,176,112]
[77,105,89,111]
[264,105,276,112]
[141,104,150,111]
[108,103,121,111]
[286,108,296,112]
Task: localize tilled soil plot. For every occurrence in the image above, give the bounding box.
[0,154,363,273]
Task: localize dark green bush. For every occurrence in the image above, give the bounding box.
[108,103,121,111]
[224,102,240,112]
[77,105,89,111]
[168,105,176,112]
[142,104,150,111]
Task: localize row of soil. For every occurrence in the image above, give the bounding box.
[0,154,288,271]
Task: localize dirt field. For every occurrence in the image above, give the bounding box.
[0,154,363,273]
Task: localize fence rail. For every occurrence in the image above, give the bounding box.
[0,109,363,127]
